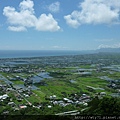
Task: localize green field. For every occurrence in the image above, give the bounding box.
[0,65,117,103]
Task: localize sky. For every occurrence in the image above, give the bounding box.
[0,0,120,50]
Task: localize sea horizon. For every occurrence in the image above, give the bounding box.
[0,50,95,58]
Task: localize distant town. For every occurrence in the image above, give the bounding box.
[0,52,120,116]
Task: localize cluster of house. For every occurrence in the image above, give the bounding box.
[108,80,120,89]
[28,90,107,111]
[0,66,43,74]
[77,69,93,76]
[45,94,91,108]
[99,76,120,90]
[0,83,32,111]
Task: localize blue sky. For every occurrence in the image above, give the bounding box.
[0,0,120,50]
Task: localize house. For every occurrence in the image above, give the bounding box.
[53,95,56,98]
[8,102,16,107]
[23,94,29,97]
[2,111,9,115]
[59,103,66,107]
[53,101,58,105]
[63,98,69,101]
[14,108,19,111]
[8,102,15,105]
[0,94,9,100]
[57,100,64,104]
[20,105,27,109]
[67,100,73,103]
[83,102,88,106]
[6,88,14,91]
[100,92,106,96]
[50,96,53,99]
[48,105,52,108]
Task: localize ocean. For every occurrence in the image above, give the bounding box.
[0,50,95,58]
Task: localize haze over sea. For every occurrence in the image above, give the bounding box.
[0,50,95,58]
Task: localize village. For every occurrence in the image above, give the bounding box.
[0,53,120,115]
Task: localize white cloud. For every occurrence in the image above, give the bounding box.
[19,0,34,13]
[47,2,60,13]
[8,26,27,32]
[51,45,68,49]
[36,14,60,32]
[3,0,60,32]
[64,14,80,28]
[64,0,120,28]
[98,43,120,49]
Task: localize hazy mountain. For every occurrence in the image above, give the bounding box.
[96,48,120,53]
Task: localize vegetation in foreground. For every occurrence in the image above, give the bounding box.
[1,96,119,116]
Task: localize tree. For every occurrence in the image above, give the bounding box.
[82,96,120,115]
